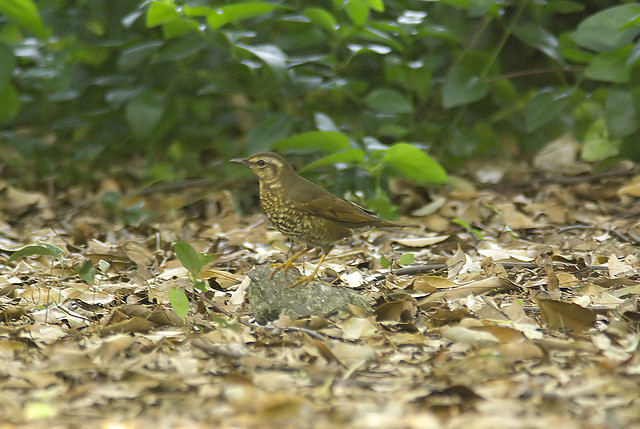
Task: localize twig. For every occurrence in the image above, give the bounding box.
[363,261,608,283]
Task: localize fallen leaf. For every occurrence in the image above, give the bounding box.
[341,317,377,340]
[537,298,596,332]
[393,236,449,247]
[442,326,500,347]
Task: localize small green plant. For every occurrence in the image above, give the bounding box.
[380,252,415,269]
[452,218,484,240]
[171,241,215,321]
[76,259,110,286]
[9,243,111,287]
[9,243,66,269]
[9,243,78,322]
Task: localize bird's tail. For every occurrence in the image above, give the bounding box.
[376,220,420,229]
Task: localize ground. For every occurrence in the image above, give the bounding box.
[1,156,640,428]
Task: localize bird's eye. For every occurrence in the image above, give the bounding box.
[257,159,266,167]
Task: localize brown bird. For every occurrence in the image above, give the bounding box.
[230,152,417,285]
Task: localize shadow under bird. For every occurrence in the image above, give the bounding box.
[230,152,417,285]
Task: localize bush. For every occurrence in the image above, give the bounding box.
[1,0,638,185]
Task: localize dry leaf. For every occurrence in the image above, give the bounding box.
[393,236,449,247]
[341,317,377,340]
[375,296,416,323]
[442,326,500,347]
[537,298,596,332]
[617,176,640,197]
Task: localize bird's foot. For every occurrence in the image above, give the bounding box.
[269,259,296,278]
[287,252,330,288]
[288,274,317,288]
[268,248,310,279]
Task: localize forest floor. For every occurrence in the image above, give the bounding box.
[1,154,640,428]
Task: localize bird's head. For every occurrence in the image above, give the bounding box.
[229,152,293,183]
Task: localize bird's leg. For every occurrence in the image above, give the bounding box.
[289,248,332,288]
[269,247,310,278]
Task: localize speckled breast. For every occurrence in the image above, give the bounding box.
[259,186,350,249]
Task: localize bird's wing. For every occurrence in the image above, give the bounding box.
[287,175,381,225]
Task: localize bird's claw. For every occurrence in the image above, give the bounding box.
[288,274,316,288]
[268,259,296,279]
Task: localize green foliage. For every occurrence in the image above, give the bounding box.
[0,0,50,38]
[8,243,64,262]
[2,0,640,189]
[171,241,215,321]
[452,218,484,240]
[77,259,96,285]
[398,253,415,266]
[173,241,214,292]
[169,286,190,322]
[380,252,414,268]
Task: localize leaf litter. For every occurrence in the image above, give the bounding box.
[1,160,640,428]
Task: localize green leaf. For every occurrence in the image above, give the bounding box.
[544,1,585,14]
[299,149,365,173]
[42,243,65,258]
[125,90,166,139]
[383,143,448,184]
[0,45,16,90]
[343,0,369,26]
[236,43,287,74]
[174,241,201,276]
[314,112,339,132]
[581,119,621,162]
[78,260,95,285]
[146,1,178,27]
[398,253,414,266]
[379,255,391,268]
[207,2,277,29]
[621,12,640,30]
[363,0,384,12]
[247,114,293,153]
[198,253,216,270]
[364,88,413,114]
[558,33,594,63]
[0,84,21,123]
[304,8,338,32]
[585,46,633,83]
[117,41,164,71]
[442,65,489,108]
[570,4,640,53]
[367,194,398,220]
[170,286,190,322]
[0,0,50,38]
[154,36,208,62]
[524,88,573,132]
[605,89,638,138]
[272,131,351,153]
[98,260,111,273]
[468,0,502,17]
[9,244,64,263]
[162,16,201,38]
[513,23,563,63]
[452,218,471,231]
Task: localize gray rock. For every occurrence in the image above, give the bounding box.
[246,265,371,324]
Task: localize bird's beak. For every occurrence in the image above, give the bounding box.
[229,157,248,165]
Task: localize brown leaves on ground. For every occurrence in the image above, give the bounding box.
[2,160,640,428]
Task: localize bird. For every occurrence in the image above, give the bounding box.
[230,152,417,286]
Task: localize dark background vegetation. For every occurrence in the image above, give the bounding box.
[1,0,639,202]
